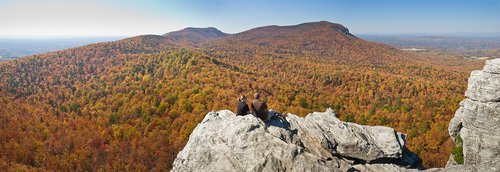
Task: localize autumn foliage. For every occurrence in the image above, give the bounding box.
[0,22,485,170]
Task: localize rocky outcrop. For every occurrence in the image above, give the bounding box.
[172,109,422,171]
[447,58,500,169]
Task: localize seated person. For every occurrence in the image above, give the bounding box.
[251,93,269,120]
[236,95,250,116]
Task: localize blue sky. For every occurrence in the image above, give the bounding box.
[0,0,499,37]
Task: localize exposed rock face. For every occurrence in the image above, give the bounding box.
[286,111,405,161]
[448,58,500,169]
[172,109,421,171]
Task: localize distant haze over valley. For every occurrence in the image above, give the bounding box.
[2,31,499,61]
[359,33,500,51]
[0,37,123,60]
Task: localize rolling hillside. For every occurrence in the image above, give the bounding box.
[0,21,484,170]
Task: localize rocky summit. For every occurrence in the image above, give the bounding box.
[171,109,422,171]
[447,58,500,171]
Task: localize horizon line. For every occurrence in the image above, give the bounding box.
[2,31,500,39]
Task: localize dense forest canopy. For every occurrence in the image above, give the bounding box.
[0,21,485,170]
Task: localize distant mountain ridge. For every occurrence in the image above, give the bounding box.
[146,21,405,64]
[207,21,404,64]
[233,21,354,38]
[163,27,228,43]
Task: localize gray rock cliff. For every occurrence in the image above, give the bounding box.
[172,109,421,171]
[447,58,500,170]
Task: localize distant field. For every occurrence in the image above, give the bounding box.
[0,37,124,59]
[359,34,500,51]
[359,34,500,60]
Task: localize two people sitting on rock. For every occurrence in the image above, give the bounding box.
[236,93,282,121]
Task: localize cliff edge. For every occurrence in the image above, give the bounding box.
[171,109,421,171]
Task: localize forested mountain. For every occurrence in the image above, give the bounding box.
[209,21,404,65]
[163,27,228,43]
[0,21,484,170]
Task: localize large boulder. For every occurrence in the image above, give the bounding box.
[286,109,407,162]
[172,109,421,171]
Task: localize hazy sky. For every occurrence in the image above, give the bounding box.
[0,0,499,37]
